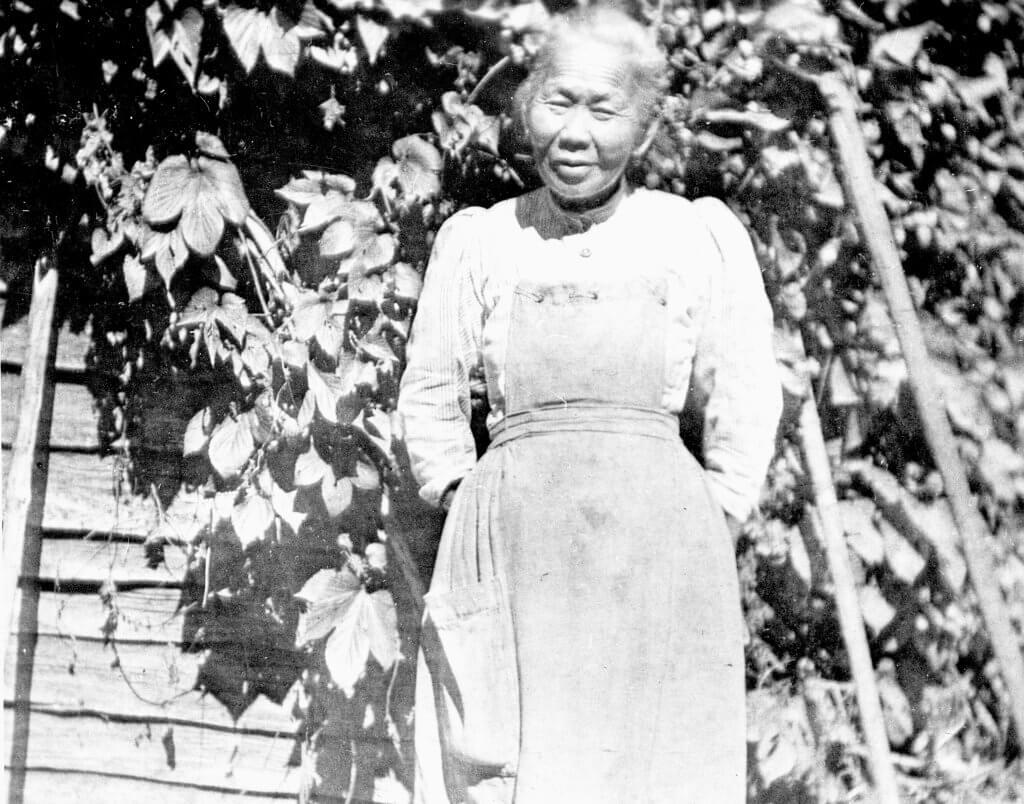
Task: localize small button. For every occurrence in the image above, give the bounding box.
[580,247,592,258]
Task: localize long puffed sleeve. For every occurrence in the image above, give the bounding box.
[398,208,485,507]
[689,197,782,521]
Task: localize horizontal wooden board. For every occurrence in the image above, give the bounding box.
[37,536,190,587]
[3,769,292,803]
[1,372,99,449]
[34,587,187,643]
[2,449,205,538]
[1,302,91,374]
[4,634,295,734]
[3,708,302,796]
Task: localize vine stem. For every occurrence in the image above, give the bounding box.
[467,55,511,106]
[242,236,273,319]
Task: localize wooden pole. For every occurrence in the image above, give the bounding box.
[816,71,1024,746]
[797,384,902,804]
[2,258,59,803]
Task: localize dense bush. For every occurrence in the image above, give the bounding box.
[2,0,1023,800]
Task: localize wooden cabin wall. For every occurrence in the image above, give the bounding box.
[2,287,405,803]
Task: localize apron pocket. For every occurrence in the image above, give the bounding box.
[422,576,519,778]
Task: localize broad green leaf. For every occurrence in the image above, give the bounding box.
[169,6,203,85]
[143,154,191,225]
[223,5,264,73]
[392,135,441,203]
[231,492,275,548]
[319,94,345,131]
[320,219,356,259]
[390,262,423,302]
[271,481,307,534]
[295,566,362,645]
[365,542,386,570]
[307,363,350,424]
[314,317,344,362]
[180,172,225,257]
[870,23,934,69]
[216,301,247,347]
[295,441,329,486]
[291,300,328,341]
[349,274,384,306]
[275,177,323,207]
[321,467,354,517]
[122,255,149,303]
[183,406,213,457]
[178,286,220,329]
[208,415,255,479]
[90,227,125,266]
[365,590,399,669]
[300,193,347,234]
[262,8,301,76]
[145,2,170,66]
[322,587,400,691]
[196,131,230,160]
[356,15,388,65]
[200,157,250,227]
[351,459,380,491]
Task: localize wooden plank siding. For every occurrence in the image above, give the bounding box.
[3,290,408,803]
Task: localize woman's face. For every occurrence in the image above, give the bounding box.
[526,43,647,205]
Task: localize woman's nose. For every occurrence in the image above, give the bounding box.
[555,107,590,150]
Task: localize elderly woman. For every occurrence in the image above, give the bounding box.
[398,6,782,802]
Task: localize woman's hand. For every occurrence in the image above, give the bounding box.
[440,480,462,513]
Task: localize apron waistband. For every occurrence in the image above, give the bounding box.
[488,405,679,449]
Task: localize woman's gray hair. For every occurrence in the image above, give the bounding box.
[514,5,670,128]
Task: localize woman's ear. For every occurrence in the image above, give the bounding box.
[632,117,660,161]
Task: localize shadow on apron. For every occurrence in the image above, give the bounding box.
[420,575,519,801]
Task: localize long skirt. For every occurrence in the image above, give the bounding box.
[414,414,746,803]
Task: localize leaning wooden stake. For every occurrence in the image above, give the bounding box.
[816,71,1024,745]
[2,258,59,803]
[797,378,902,804]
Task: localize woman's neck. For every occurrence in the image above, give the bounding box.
[546,180,629,230]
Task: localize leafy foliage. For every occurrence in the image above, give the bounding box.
[4,0,1024,800]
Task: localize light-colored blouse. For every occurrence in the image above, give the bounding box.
[398,186,782,521]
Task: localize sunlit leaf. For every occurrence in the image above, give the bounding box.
[392,135,441,203]
[295,440,329,486]
[123,255,150,303]
[870,23,934,69]
[208,415,256,479]
[307,363,349,424]
[291,300,328,341]
[223,4,264,73]
[262,8,301,76]
[271,482,307,534]
[390,262,423,303]
[201,156,250,227]
[143,154,191,225]
[356,15,388,65]
[351,459,380,491]
[231,492,275,548]
[183,406,213,457]
[275,177,323,207]
[90,227,125,266]
[196,131,230,160]
[321,467,354,517]
[169,6,203,85]
[295,566,362,645]
[320,219,356,258]
[300,193,347,234]
[146,2,171,66]
[180,173,225,257]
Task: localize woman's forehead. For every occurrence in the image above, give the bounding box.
[539,42,636,97]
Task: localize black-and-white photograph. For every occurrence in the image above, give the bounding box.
[3,1,1023,801]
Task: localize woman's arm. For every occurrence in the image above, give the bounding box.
[690,197,783,523]
[397,208,485,508]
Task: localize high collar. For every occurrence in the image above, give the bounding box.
[541,181,630,235]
